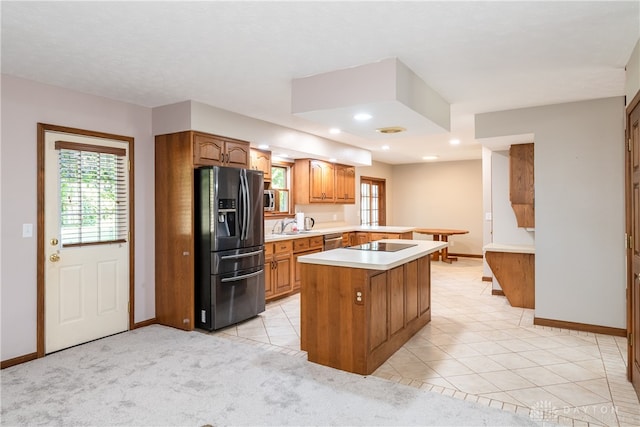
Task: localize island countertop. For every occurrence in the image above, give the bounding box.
[297,239,447,271]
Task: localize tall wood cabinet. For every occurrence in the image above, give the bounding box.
[509,143,534,228]
[155,130,250,331]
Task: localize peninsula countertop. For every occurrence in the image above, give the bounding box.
[264,225,416,243]
[297,239,447,271]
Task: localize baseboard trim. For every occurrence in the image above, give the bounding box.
[491,289,505,296]
[133,318,157,329]
[1,352,38,369]
[533,317,627,337]
[482,276,493,282]
[449,253,483,259]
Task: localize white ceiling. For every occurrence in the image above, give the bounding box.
[2,1,639,165]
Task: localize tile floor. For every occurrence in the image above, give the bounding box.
[214,258,640,426]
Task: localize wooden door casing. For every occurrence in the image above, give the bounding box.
[628,92,640,399]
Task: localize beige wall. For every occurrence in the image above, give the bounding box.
[390,160,483,255]
[1,75,156,361]
[626,39,640,103]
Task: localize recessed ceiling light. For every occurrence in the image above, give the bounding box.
[353,113,372,121]
[329,128,341,134]
[449,139,460,145]
[422,155,439,161]
[381,145,390,150]
[274,153,289,158]
[329,158,337,162]
[258,144,270,149]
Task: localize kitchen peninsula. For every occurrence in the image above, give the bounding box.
[298,239,446,375]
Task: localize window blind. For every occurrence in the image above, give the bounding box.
[56,141,128,247]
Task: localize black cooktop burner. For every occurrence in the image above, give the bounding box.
[346,242,417,252]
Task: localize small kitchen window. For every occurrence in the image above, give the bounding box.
[268,162,294,215]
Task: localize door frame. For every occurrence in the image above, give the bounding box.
[36,123,135,358]
[626,91,640,391]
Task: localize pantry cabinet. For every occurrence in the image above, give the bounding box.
[509,143,534,228]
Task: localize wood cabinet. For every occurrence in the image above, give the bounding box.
[193,132,250,168]
[155,130,250,332]
[354,232,370,245]
[301,255,431,375]
[155,131,196,331]
[342,232,354,247]
[335,165,356,203]
[485,251,535,309]
[509,143,534,228]
[353,231,412,245]
[294,159,355,204]
[264,240,293,300]
[250,148,271,180]
[292,236,324,291]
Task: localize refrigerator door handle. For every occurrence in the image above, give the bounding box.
[241,169,249,240]
[244,169,251,241]
[220,249,263,260]
[220,269,264,283]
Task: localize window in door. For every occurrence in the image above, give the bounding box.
[360,177,386,226]
[57,141,128,246]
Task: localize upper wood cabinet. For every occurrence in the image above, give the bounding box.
[335,165,356,203]
[250,148,272,180]
[193,132,250,168]
[294,159,355,204]
[509,143,535,228]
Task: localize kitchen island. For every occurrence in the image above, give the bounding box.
[298,239,447,375]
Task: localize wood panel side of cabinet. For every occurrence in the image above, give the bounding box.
[418,255,431,317]
[509,143,535,228]
[300,264,368,371]
[405,260,419,323]
[389,266,405,336]
[155,132,195,331]
[485,252,535,309]
[293,159,311,204]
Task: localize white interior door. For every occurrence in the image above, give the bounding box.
[44,130,129,354]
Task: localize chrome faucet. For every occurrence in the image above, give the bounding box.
[271,218,297,234]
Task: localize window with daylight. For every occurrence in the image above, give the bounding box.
[269,162,292,214]
[360,177,386,226]
[56,141,128,247]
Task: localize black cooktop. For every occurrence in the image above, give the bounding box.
[346,242,417,252]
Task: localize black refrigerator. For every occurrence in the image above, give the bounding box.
[195,166,265,331]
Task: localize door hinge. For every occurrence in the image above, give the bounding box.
[630,332,633,347]
[128,160,131,171]
[128,301,130,313]
[628,138,632,152]
[629,234,633,250]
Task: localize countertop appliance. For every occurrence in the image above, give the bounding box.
[304,217,315,231]
[263,189,275,211]
[195,166,265,331]
[323,233,343,250]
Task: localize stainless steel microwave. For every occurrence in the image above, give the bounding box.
[264,189,275,211]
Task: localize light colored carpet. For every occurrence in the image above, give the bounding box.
[1,325,544,426]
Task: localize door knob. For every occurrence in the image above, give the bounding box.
[50,238,58,246]
[49,253,60,262]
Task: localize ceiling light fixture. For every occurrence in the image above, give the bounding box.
[353,113,372,121]
[329,158,337,162]
[376,126,405,134]
[422,155,439,161]
[329,128,341,134]
[449,139,460,145]
[381,145,390,150]
[258,144,270,149]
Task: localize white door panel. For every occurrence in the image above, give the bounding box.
[44,130,129,354]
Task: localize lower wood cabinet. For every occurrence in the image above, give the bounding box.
[293,236,323,291]
[301,255,431,375]
[264,240,293,300]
